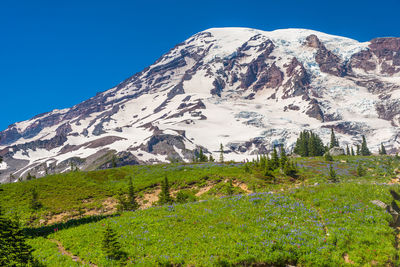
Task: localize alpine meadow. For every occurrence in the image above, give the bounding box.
[1,10,400,266]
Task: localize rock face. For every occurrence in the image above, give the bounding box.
[1,27,400,183]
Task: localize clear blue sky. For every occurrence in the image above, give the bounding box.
[1,0,399,131]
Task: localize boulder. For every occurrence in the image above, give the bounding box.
[329,147,345,156]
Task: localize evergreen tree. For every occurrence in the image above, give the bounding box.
[259,154,266,169]
[283,160,298,178]
[26,172,35,181]
[294,131,309,156]
[271,147,280,170]
[351,146,355,156]
[209,155,215,162]
[102,224,126,261]
[356,144,361,156]
[158,176,173,205]
[30,187,42,211]
[0,184,37,266]
[361,135,371,156]
[330,128,339,148]
[324,152,333,162]
[244,163,251,173]
[380,143,387,155]
[356,163,365,177]
[280,146,287,168]
[196,148,208,162]
[294,130,325,157]
[0,216,37,266]
[219,143,224,163]
[328,164,338,183]
[111,155,117,168]
[346,145,350,156]
[126,177,139,211]
[226,179,234,196]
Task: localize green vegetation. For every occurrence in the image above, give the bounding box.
[293,130,325,156]
[1,153,400,265]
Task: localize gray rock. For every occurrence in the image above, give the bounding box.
[329,147,345,156]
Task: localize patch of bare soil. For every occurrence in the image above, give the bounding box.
[232,180,252,193]
[343,253,355,264]
[195,184,215,196]
[46,197,118,225]
[139,187,161,209]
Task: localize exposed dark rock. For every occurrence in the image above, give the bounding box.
[375,99,400,124]
[211,77,225,96]
[56,123,72,136]
[98,151,140,169]
[253,63,284,91]
[348,49,376,73]
[240,40,275,89]
[306,34,346,77]
[10,134,67,153]
[282,57,310,99]
[306,99,324,122]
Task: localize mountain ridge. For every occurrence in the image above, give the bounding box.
[1,27,400,182]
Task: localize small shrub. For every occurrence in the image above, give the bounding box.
[175,190,197,203]
[324,152,333,162]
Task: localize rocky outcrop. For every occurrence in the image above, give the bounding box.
[306,99,324,122]
[349,37,400,76]
[306,34,346,77]
[282,57,310,99]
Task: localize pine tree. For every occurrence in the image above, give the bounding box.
[209,155,215,162]
[330,128,339,148]
[351,146,355,156]
[126,177,139,211]
[324,152,333,162]
[158,176,173,205]
[30,187,42,211]
[361,135,371,156]
[111,155,117,168]
[259,154,266,169]
[356,163,365,177]
[196,148,208,162]
[26,172,35,181]
[346,145,350,156]
[294,130,325,157]
[356,144,361,156]
[219,143,224,163]
[328,164,338,183]
[283,160,298,178]
[102,224,125,261]
[271,147,280,170]
[0,216,37,266]
[226,179,234,196]
[0,185,37,266]
[280,146,287,168]
[380,143,387,155]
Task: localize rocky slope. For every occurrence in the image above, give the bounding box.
[1,27,400,182]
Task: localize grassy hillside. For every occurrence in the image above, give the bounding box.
[1,155,400,266]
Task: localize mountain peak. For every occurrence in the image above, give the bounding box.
[0,28,399,182]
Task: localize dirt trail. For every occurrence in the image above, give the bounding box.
[50,239,97,267]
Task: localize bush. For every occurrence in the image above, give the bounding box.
[324,152,333,162]
[175,190,197,203]
[356,163,365,177]
[328,164,339,183]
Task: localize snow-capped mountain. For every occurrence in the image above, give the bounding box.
[1,27,400,182]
